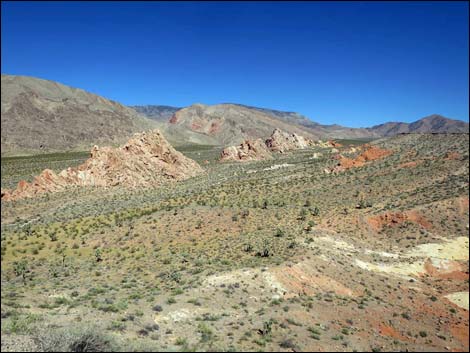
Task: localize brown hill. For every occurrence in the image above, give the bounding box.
[166,103,320,146]
[1,74,157,156]
[1,130,203,201]
[367,114,469,136]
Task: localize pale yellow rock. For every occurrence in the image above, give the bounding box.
[445,292,469,310]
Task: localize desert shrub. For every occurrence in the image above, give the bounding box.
[13,259,29,283]
[175,337,187,346]
[152,304,163,312]
[197,323,213,343]
[3,313,42,334]
[258,320,273,336]
[107,321,126,332]
[279,338,297,349]
[34,325,116,352]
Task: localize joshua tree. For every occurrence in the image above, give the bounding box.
[95,248,103,262]
[13,259,28,284]
[59,247,67,267]
[311,206,320,216]
[275,228,285,237]
[257,240,271,257]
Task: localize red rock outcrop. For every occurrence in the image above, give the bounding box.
[265,129,311,153]
[445,151,462,160]
[367,210,432,232]
[169,114,179,124]
[397,160,423,169]
[220,139,273,162]
[328,140,343,148]
[423,258,468,280]
[360,145,393,161]
[328,144,393,173]
[2,130,203,201]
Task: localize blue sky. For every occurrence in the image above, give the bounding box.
[1,1,468,127]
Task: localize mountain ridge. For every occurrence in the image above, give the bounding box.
[130,105,181,122]
[133,103,469,141]
[2,74,468,156]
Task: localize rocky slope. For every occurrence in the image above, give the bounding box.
[1,74,157,156]
[1,130,203,201]
[1,133,468,352]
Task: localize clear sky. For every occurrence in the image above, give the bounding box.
[1,1,468,127]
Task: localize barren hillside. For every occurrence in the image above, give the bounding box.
[1,75,157,156]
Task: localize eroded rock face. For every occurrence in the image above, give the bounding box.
[265,129,311,153]
[2,130,203,201]
[220,139,273,162]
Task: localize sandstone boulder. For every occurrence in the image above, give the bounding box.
[265,129,311,153]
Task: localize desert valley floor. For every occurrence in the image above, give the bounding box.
[1,133,469,352]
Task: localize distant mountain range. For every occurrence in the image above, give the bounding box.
[133,103,469,144]
[1,74,468,156]
[367,115,470,136]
